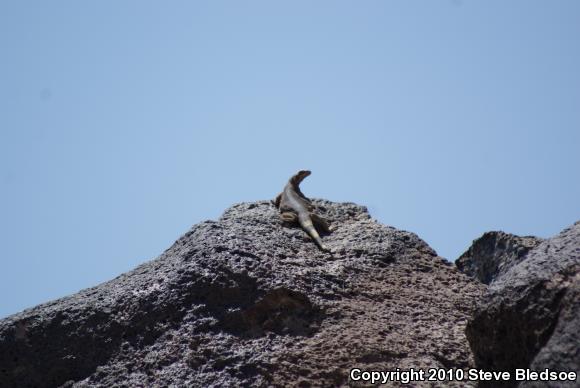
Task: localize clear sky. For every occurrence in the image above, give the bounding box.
[1,1,579,318]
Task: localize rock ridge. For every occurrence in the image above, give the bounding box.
[1,200,484,387]
[456,231,543,285]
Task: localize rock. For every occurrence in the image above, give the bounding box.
[465,221,580,387]
[0,200,483,387]
[456,232,543,284]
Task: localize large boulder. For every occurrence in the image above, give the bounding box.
[0,200,483,387]
[465,221,580,387]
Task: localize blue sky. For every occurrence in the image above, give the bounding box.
[1,1,579,318]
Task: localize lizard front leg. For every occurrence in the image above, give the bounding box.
[311,213,331,234]
[272,193,282,207]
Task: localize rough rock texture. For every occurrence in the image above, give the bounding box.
[456,232,544,285]
[465,221,580,387]
[0,200,484,387]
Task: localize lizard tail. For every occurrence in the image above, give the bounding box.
[298,213,329,252]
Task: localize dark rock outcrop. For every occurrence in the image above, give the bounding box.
[456,231,543,285]
[464,221,580,387]
[0,200,483,387]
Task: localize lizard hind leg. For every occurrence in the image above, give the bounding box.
[279,211,298,224]
[298,213,330,252]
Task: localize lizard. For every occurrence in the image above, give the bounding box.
[272,170,332,252]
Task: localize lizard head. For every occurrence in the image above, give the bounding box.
[290,170,311,186]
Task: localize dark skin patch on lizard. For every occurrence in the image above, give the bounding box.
[273,170,332,252]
